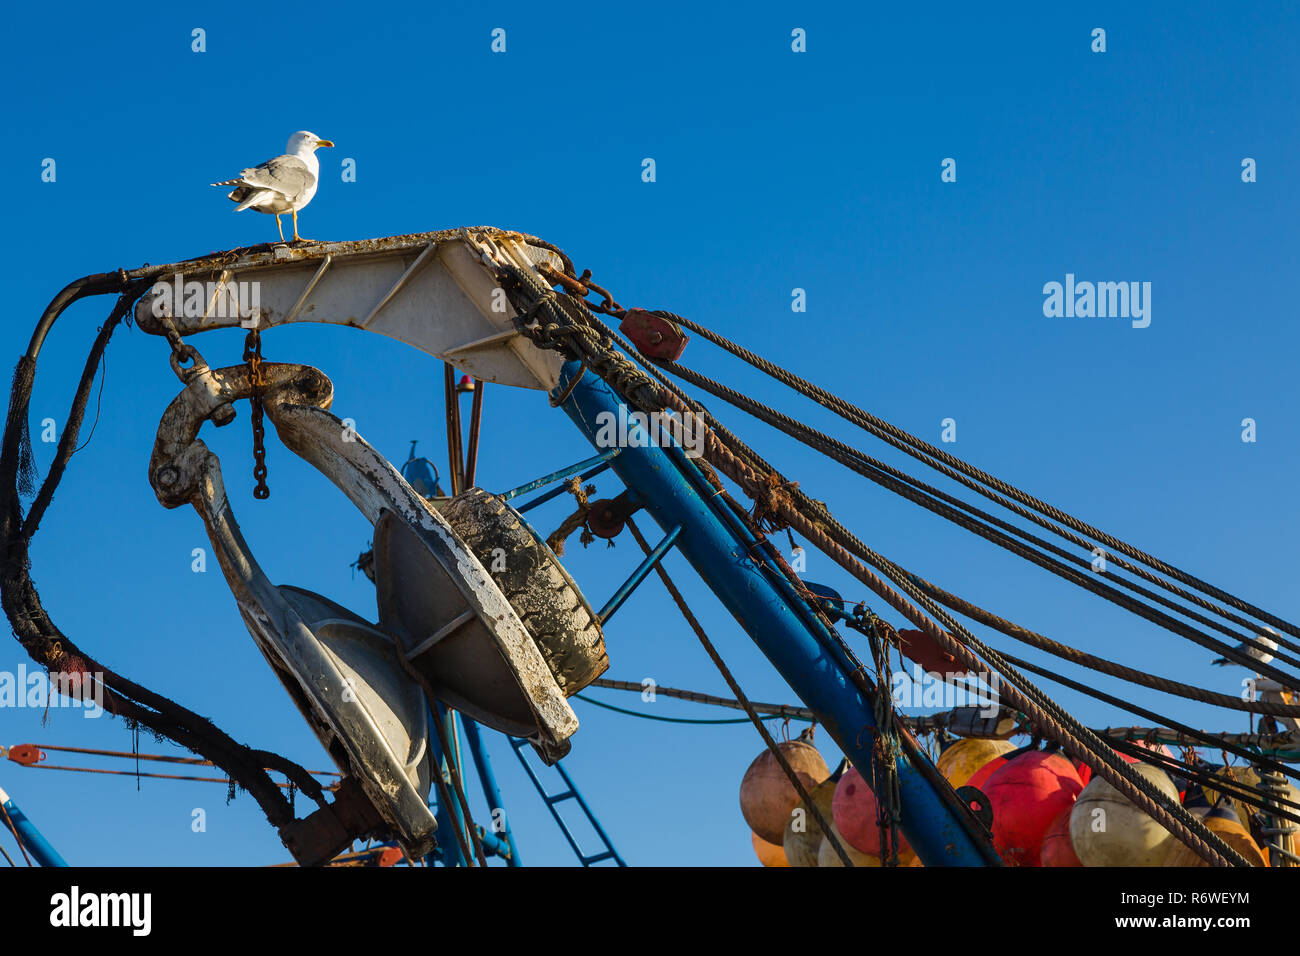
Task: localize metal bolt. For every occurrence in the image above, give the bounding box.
[211,403,236,427]
[156,465,179,488]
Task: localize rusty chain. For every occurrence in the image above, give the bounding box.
[536,262,625,318]
[242,324,269,499]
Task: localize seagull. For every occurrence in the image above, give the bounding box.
[1212,625,1278,667]
[212,131,334,243]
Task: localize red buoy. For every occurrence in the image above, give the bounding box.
[984,751,1083,866]
[831,765,913,858]
[1072,759,1092,787]
[1039,806,1082,867]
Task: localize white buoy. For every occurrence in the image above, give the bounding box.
[1070,763,1179,866]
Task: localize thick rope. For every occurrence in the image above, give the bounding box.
[648,352,1300,684]
[507,282,1246,867]
[654,310,1300,650]
[916,580,1300,716]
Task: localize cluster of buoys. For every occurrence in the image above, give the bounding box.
[744,733,1280,867]
[740,734,922,867]
[935,737,1274,867]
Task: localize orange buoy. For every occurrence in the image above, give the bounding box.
[783,777,837,867]
[739,732,830,845]
[1070,763,1178,866]
[984,750,1084,866]
[936,738,1018,789]
[751,830,790,867]
[832,765,913,858]
[1200,765,1293,837]
[1039,806,1082,867]
[1164,802,1268,867]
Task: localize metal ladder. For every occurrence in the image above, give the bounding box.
[508,737,626,866]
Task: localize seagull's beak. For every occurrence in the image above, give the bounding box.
[316,139,335,148]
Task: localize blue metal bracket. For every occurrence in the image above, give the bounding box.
[508,737,626,866]
[500,449,622,506]
[551,359,998,867]
[597,524,682,624]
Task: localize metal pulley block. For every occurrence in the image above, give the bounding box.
[148,358,578,862]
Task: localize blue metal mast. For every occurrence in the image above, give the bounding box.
[0,781,68,867]
[553,359,997,867]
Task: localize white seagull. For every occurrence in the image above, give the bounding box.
[1212,625,1278,667]
[212,131,334,243]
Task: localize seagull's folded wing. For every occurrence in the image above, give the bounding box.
[239,155,315,202]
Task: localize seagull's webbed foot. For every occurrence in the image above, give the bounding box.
[290,209,317,243]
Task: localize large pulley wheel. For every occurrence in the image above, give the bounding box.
[439,488,609,696]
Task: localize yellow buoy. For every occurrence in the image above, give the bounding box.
[936,738,1017,789]
[739,734,830,845]
[1070,763,1179,866]
[1202,765,1260,829]
[1202,766,1297,862]
[751,830,790,867]
[1164,803,1268,867]
[783,778,836,867]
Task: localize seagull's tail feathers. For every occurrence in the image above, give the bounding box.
[210,178,244,187]
[231,187,274,211]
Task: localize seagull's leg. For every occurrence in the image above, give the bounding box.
[291,209,307,242]
[275,215,285,243]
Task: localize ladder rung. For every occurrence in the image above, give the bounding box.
[508,735,624,866]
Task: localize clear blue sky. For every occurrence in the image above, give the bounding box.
[1,1,1297,866]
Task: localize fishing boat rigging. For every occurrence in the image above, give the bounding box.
[2,227,1297,868]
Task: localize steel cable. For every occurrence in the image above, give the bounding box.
[505,277,1247,867]
[655,309,1300,653]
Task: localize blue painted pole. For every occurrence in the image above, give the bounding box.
[425,703,467,867]
[0,782,68,866]
[553,360,996,866]
[461,718,522,866]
